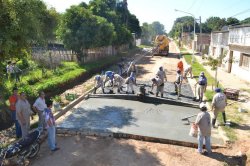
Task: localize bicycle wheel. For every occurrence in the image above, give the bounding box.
[28,143,40,159]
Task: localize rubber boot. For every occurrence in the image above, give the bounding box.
[222,112,227,124]
[161,93,163,98]
[212,118,216,128]
[117,89,120,93]
[156,92,159,97]
[93,87,97,94]
[102,88,105,94]
[132,90,135,94]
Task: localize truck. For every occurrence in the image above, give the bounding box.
[153,35,170,56]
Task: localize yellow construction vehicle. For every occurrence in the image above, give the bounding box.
[153,35,170,56]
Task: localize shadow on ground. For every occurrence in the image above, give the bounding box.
[206,152,245,166]
[58,106,137,130]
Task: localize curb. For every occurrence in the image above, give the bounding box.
[56,128,226,149]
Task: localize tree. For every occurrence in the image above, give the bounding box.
[0,0,55,59]
[141,21,166,44]
[57,5,115,60]
[241,17,250,24]
[226,17,240,26]
[205,17,227,32]
[88,0,139,44]
[127,14,141,37]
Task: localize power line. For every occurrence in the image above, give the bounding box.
[230,8,250,17]
[187,0,197,12]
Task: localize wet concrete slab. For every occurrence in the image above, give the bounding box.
[57,98,224,146]
[101,80,198,105]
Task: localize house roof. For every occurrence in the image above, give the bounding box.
[229,24,250,29]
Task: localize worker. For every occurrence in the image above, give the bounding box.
[156,66,167,82]
[151,77,164,98]
[177,57,184,75]
[183,65,193,79]
[211,88,227,128]
[113,73,124,93]
[195,72,207,102]
[93,75,105,94]
[194,102,212,154]
[127,61,137,79]
[174,70,183,98]
[103,71,114,87]
[125,73,136,94]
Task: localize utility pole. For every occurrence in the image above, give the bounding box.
[199,16,202,55]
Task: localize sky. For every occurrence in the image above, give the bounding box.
[42,0,250,33]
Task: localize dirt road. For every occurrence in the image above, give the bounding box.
[29,42,248,166]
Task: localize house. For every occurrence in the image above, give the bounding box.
[195,33,211,54]
[227,24,250,82]
[209,24,250,82]
[209,30,229,62]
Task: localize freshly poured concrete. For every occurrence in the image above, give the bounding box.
[57,98,224,145]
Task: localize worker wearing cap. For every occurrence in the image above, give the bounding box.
[195,72,207,102]
[211,88,227,128]
[125,73,136,94]
[156,66,167,83]
[174,70,183,98]
[183,65,193,79]
[103,71,114,87]
[93,75,105,94]
[151,77,164,98]
[194,102,212,154]
[113,73,124,93]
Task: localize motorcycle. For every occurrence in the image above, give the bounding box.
[0,129,41,166]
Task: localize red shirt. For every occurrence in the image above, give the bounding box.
[9,95,18,111]
[177,61,184,72]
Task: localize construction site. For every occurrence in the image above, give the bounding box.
[24,41,249,166]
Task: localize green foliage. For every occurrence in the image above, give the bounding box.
[57,5,115,57]
[169,16,196,38]
[226,17,240,26]
[141,21,166,44]
[206,17,227,32]
[241,17,250,24]
[183,54,215,86]
[207,56,219,70]
[88,0,139,44]
[0,0,60,64]
[52,95,62,103]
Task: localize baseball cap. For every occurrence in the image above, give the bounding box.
[199,102,207,109]
[200,72,205,76]
[215,88,221,93]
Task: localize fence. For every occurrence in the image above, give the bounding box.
[31,44,129,66]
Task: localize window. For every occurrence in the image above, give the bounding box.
[240,53,250,69]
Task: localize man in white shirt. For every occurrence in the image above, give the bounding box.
[16,92,33,139]
[33,91,47,130]
[113,74,124,93]
[151,77,164,98]
[156,66,167,82]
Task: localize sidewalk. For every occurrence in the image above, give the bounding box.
[179,46,250,113]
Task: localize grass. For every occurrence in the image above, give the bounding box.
[137,44,153,48]
[181,48,241,142]
[183,54,217,86]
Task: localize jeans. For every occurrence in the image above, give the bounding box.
[198,133,211,153]
[11,111,22,138]
[47,126,56,150]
